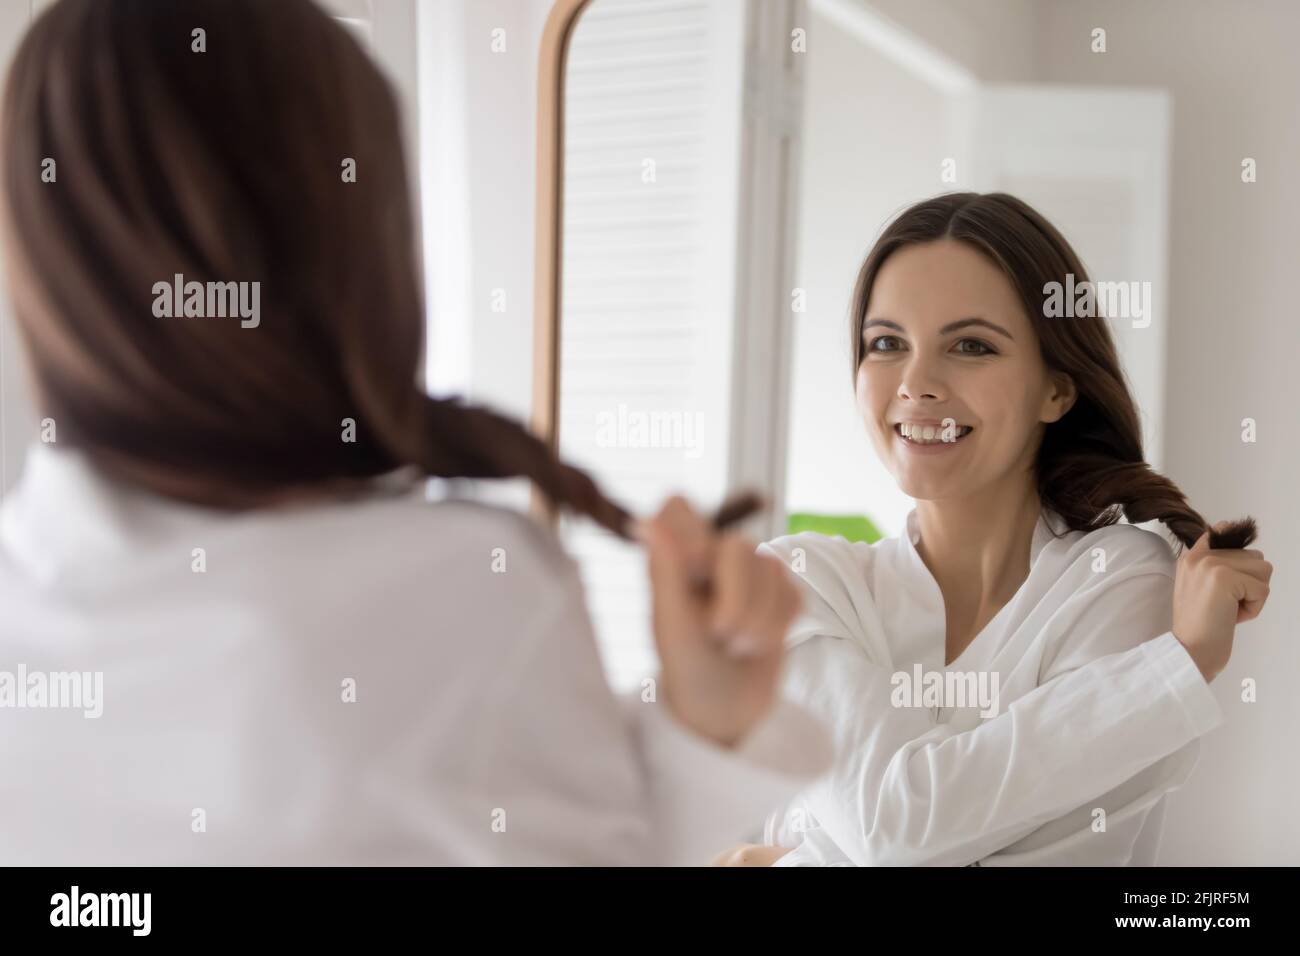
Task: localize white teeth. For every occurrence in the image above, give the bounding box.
[896,423,973,444]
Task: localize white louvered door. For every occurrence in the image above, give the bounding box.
[558,0,802,690]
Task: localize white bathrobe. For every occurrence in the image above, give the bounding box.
[0,443,831,865]
[761,507,1224,866]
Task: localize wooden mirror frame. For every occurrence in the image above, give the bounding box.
[530,0,592,525]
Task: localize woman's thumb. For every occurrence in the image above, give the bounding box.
[636,516,688,595]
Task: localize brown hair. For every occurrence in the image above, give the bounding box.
[849,192,1255,551]
[0,0,632,536]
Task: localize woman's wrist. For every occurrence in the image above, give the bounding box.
[1172,631,1225,684]
[661,687,745,750]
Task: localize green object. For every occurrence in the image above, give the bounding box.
[786,512,883,544]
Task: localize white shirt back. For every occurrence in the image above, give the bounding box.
[0,443,829,865]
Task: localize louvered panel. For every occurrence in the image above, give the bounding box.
[559,0,743,690]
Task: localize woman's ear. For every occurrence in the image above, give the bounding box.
[1041,371,1077,424]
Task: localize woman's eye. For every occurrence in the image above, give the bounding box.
[866,336,996,356]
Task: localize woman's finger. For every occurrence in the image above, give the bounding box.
[653,495,714,577]
[640,515,701,658]
[1201,550,1272,580]
[728,553,786,659]
[761,557,802,658]
[1233,570,1270,623]
[709,533,755,637]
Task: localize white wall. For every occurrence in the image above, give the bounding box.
[450,0,550,418]
[417,0,551,510]
[860,0,1041,81]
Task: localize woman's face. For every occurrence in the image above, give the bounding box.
[855,238,1075,503]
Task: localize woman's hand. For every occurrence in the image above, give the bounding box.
[637,496,802,749]
[1171,528,1272,683]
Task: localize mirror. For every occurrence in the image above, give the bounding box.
[535,0,1293,862]
[538,0,800,687]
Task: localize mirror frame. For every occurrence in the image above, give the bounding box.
[531,0,592,525]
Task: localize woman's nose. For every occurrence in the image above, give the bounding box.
[897,356,945,401]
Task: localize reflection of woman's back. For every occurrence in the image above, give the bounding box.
[747,192,1269,867]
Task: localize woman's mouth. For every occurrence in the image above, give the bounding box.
[893,421,974,452]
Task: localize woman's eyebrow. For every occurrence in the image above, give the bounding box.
[863,317,1014,341]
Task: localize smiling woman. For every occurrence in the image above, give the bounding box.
[856,237,1076,507]
[850,193,1253,551]
[718,191,1274,868]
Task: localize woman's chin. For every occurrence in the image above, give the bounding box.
[895,475,962,501]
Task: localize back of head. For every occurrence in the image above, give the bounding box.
[0,0,629,532]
